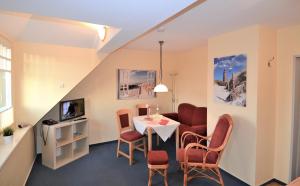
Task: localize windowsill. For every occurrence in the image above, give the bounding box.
[0,126,32,169]
[0,106,12,113]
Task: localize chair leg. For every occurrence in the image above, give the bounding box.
[164,168,168,186]
[129,143,133,165]
[183,165,188,186]
[143,137,147,157]
[117,139,120,157]
[156,134,160,146]
[216,168,224,186]
[148,169,152,186]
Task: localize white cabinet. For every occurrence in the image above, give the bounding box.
[42,119,89,169]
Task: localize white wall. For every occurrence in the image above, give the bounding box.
[58,48,177,144]
[255,26,277,185]
[173,46,207,108]
[207,26,259,185]
[0,34,13,129]
[274,25,300,183]
[0,127,35,186]
[13,42,99,126]
[0,109,13,129]
[0,34,36,186]
[28,23,300,185]
[35,46,209,151]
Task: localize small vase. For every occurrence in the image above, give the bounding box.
[3,135,13,144]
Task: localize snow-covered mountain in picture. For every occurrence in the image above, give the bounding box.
[214,54,247,107]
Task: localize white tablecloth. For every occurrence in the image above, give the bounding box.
[133,115,180,142]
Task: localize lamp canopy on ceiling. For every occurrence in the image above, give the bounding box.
[154,41,168,93]
[98,25,107,41]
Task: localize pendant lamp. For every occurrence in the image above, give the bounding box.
[154,41,168,92]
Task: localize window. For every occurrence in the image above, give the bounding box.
[0,40,12,112]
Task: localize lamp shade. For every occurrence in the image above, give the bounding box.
[154,83,168,92]
[154,41,168,93]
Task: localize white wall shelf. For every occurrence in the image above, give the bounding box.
[42,119,89,169]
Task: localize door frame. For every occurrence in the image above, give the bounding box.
[290,55,300,182]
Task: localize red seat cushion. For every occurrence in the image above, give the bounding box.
[121,131,143,142]
[148,151,168,165]
[191,125,207,135]
[179,124,192,135]
[179,124,206,136]
[179,124,207,147]
[177,148,217,164]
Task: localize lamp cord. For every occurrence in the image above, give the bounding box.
[40,124,49,146]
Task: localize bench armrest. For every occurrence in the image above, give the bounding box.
[162,112,178,121]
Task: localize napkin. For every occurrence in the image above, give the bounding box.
[159,119,169,125]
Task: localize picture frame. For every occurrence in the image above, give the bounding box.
[213,54,247,107]
[118,69,156,100]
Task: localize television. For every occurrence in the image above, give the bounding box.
[59,98,85,121]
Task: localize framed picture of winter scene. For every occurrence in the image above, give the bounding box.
[118,69,156,100]
[213,54,247,107]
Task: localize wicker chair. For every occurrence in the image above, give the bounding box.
[177,114,233,186]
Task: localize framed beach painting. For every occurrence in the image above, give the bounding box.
[118,69,156,100]
[213,54,247,107]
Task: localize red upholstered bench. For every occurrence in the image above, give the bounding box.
[147,151,169,186]
[162,103,207,147]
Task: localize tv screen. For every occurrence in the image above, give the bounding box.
[59,98,85,121]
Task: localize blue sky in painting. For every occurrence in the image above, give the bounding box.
[130,70,155,84]
[214,54,247,81]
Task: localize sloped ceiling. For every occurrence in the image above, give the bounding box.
[125,0,300,51]
[0,11,103,48]
[0,0,199,54]
[2,0,300,53]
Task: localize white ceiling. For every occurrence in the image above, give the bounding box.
[0,11,103,48]
[125,0,300,52]
[0,0,198,54]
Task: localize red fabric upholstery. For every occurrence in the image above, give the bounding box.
[178,116,231,165]
[179,124,192,135]
[191,107,207,126]
[209,117,230,149]
[179,125,207,147]
[162,112,178,121]
[178,103,195,125]
[206,117,231,163]
[121,131,143,142]
[163,103,207,135]
[138,108,148,116]
[148,150,168,165]
[177,148,216,164]
[179,124,206,136]
[191,125,207,134]
[119,113,129,128]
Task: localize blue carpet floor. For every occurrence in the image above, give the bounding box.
[26,137,249,186]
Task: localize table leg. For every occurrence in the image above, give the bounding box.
[176,127,179,161]
[148,127,152,151]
